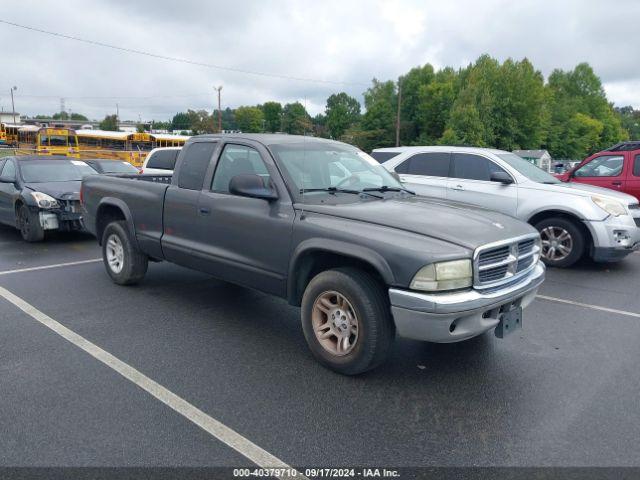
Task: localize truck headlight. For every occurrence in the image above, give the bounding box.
[410,259,472,292]
[31,192,60,209]
[592,196,626,217]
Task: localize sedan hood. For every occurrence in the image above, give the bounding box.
[523,180,638,205]
[301,195,537,250]
[24,181,81,201]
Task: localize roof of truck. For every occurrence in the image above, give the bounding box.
[190,133,347,146]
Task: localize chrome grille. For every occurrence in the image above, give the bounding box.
[475,235,540,289]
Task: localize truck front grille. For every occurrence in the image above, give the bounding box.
[475,235,540,289]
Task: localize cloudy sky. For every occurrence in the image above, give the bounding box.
[0,0,638,121]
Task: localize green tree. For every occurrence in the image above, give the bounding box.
[325,92,361,139]
[546,63,627,158]
[616,106,640,139]
[136,123,146,133]
[235,106,264,133]
[281,102,311,135]
[415,68,457,143]
[99,114,119,131]
[360,79,397,150]
[398,64,435,142]
[171,112,191,131]
[187,109,215,134]
[261,102,283,132]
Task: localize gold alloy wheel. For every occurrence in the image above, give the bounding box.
[312,290,359,356]
[540,226,573,262]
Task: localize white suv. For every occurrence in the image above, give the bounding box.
[140,147,181,174]
[376,146,640,267]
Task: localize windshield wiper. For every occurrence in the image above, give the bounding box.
[362,185,416,195]
[300,187,383,199]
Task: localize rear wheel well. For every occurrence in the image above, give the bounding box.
[289,251,387,306]
[96,205,126,245]
[528,210,593,251]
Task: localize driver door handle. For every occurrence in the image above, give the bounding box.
[450,184,464,191]
[612,181,622,187]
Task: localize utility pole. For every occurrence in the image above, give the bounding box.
[395,81,402,147]
[10,86,17,124]
[214,86,223,133]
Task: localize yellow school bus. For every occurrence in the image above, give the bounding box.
[0,123,6,145]
[76,129,189,166]
[1,123,22,147]
[16,126,80,157]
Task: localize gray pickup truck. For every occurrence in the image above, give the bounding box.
[81,134,545,374]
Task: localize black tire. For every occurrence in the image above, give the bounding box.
[18,204,44,242]
[101,221,148,285]
[301,267,395,375]
[534,216,585,268]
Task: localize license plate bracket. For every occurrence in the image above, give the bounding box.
[494,306,522,338]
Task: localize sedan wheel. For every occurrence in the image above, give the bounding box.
[540,226,573,262]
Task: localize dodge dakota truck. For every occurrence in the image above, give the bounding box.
[81,134,545,374]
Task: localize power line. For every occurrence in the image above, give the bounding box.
[0,19,369,87]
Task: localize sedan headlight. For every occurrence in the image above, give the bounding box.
[592,196,626,217]
[410,259,472,292]
[31,192,60,209]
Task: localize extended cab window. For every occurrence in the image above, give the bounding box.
[574,155,624,177]
[177,142,216,190]
[451,153,506,181]
[633,155,640,177]
[147,150,179,170]
[397,152,451,176]
[211,144,270,193]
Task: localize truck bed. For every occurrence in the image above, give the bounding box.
[81,173,172,257]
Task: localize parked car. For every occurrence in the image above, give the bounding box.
[555,141,640,201]
[139,147,181,174]
[82,134,545,375]
[378,146,640,268]
[84,159,140,174]
[0,155,97,241]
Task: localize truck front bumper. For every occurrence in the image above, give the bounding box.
[585,214,640,262]
[388,261,545,343]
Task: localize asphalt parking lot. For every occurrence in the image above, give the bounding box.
[1,224,639,473]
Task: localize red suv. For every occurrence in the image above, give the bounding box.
[557,142,640,201]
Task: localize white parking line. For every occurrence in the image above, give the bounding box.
[0,285,303,479]
[537,294,640,318]
[0,258,102,276]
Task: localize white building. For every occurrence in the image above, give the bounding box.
[0,112,20,124]
[512,149,552,172]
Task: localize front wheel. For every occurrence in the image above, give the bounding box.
[18,204,45,242]
[301,267,395,375]
[102,221,148,285]
[535,217,585,268]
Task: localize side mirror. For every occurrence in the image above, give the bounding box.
[490,171,514,185]
[229,174,278,201]
[0,175,16,184]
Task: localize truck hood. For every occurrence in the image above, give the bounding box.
[300,196,537,250]
[521,180,638,205]
[24,181,81,201]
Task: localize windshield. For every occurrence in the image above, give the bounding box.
[270,142,404,200]
[98,161,139,173]
[20,161,97,182]
[497,153,560,184]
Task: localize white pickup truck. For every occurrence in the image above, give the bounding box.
[377,146,640,267]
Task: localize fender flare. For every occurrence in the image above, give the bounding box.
[287,238,395,304]
[95,197,138,247]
